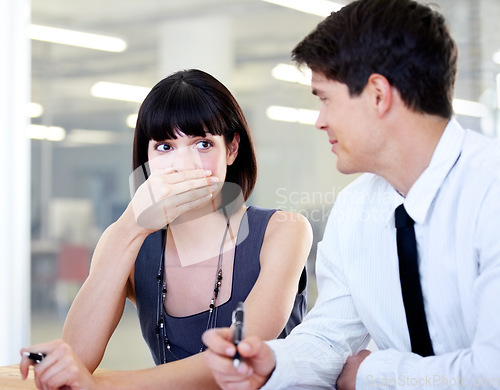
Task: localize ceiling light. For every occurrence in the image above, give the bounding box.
[272,63,311,85]
[28,102,43,118]
[453,99,488,118]
[497,74,500,110]
[91,82,150,103]
[28,124,66,141]
[266,105,318,125]
[126,114,138,129]
[267,98,487,127]
[493,50,500,65]
[28,24,127,52]
[66,129,122,144]
[260,0,343,17]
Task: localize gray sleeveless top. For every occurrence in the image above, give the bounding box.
[134,206,307,365]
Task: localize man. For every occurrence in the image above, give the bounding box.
[202,0,500,388]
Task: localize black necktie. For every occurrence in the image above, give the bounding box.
[395,204,434,357]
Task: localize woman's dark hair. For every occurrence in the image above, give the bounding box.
[292,0,458,119]
[132,69,257,200]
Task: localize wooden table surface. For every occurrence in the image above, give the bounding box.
[0,364,114,389]
[0,365,37,389]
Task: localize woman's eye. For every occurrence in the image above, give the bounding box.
[155,143,172,152]
[196,140,213,150]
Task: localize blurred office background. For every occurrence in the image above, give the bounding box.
[1,0,499,368]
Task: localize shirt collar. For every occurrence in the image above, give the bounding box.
[403,118,465,224]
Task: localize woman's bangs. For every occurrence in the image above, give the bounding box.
[144,86,225,141]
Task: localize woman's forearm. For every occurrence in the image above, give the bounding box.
[62,205,151,371]
[95,352,221,390]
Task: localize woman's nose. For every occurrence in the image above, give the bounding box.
[171,146,203,171]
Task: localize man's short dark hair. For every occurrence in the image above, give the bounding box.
[292,0,458,119]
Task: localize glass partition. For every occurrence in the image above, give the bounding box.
[30,0,500,369]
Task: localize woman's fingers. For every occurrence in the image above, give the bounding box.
[20,340,82,390]
[152,168,213,184]
[34,341,90,390]
[131,168,221,229]
[134,183,220,229]
[149,174,219,202]
[20,340,62,380]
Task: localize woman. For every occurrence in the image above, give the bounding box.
[20,69,312,389]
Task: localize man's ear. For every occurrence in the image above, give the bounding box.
[227,133,240,166]
[367,73,393,117]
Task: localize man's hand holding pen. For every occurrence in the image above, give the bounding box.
[202,308,277,390]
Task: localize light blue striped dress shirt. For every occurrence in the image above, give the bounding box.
[263,118,500,389]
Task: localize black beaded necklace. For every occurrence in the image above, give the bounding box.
[155,209,233,363]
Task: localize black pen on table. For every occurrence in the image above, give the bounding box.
[232,301,245,368]
[24,351,46,364]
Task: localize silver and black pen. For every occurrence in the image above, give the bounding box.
[232,301,245,368]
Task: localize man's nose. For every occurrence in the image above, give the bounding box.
[315,110,327,131]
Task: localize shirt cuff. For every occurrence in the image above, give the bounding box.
[356,348,422,388]
[260,339,292,390]
[356,350,380,388]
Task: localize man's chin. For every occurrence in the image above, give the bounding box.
[336,161,360,176]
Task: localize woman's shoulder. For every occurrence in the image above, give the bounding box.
[246,206,311,233]
[257,208,312,270]
[265,209,312,243]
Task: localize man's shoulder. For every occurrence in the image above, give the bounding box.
[463,128,500,157]
[461,129,500,179]
[329,173,395,222]
[338,173,391,199]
